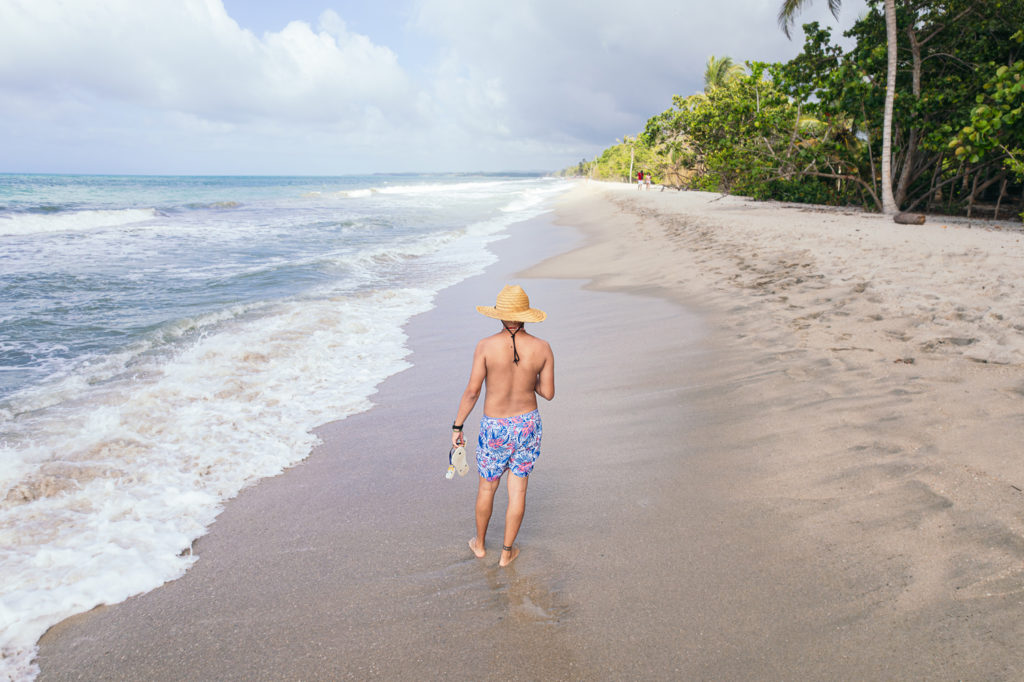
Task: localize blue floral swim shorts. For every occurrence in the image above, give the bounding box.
[477,409,542,480]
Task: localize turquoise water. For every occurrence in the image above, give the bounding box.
[0,173,569,679]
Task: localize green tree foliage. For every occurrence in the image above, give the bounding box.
[554,158,596,178]
[778,0,842,38]
[654,65,789,197]
[778,0,899,213]
[773,0,1024,215]
[575,137,660,182]
[951,27,1024,218]
[572,1,1024,220]
[951,29,1024,176]
[704,55,747,92]
[644,60,853,203]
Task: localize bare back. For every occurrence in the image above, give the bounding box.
[480,328,553,417]
[455,324,555,422]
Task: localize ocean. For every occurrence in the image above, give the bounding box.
[0,173,570,679]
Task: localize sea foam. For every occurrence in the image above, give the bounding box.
[0,286,434,678]
[0,175,570,680]
[0,208,159,236]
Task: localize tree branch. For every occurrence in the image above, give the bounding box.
[782,170,882,211]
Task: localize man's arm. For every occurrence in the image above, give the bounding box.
[534,343,555,401]
[452,341,487,446]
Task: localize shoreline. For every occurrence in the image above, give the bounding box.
[37,205,715,679]
[35,183,1024,679]
[532,182,1024,674]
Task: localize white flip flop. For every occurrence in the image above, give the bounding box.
[447,444,469,479]
[452,444,469,476]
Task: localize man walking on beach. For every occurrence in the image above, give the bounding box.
[452,284,555,567]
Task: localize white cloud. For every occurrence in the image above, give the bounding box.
[0,0,412,126]
[0,0,869,173]
[410,0,867,142]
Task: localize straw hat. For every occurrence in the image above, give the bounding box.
[476,284,546,322]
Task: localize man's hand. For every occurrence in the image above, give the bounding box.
[451,430,465,448]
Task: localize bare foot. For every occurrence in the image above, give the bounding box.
[468,538,486,558]
[499,546,519,567]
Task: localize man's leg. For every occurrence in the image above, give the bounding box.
[470,476,500,558]
[500,474,529,566]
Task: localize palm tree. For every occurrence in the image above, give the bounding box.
[704,55,746,92]
[778,0,899,214]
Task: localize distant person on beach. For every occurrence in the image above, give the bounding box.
[637,169,644,189]
[451,284,555,567]
[644,172,651,190]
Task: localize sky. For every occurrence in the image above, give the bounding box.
[0,0,870,175]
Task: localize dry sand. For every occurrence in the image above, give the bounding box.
[35,183,1024,680]
[528,183,1024,676]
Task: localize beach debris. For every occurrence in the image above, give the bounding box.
[894,212,927,225]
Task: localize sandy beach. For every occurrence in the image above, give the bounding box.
[35,183,1024,679]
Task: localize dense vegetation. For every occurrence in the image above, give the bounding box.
[560,0,1024,220]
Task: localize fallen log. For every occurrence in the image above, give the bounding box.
[894,212,926,225]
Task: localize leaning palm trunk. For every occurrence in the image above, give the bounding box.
[779,0,899,214]
[880,0,899,214]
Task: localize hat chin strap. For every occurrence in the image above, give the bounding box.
[503,322,522,364]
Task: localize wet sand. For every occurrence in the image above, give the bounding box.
[36,184,1024,679]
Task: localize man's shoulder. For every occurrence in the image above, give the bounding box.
[519,333,553,358]
[478,331,506,345]
[524,332,551,347]
[475,333,505,353]
[529,336,551,352]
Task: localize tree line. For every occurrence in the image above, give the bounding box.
[559,0,1023,221]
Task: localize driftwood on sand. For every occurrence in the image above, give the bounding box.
[894,212,927,225]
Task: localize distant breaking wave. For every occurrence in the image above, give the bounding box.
[0,208,159,236]
[183,201,243,210]
[303,178,543,201]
